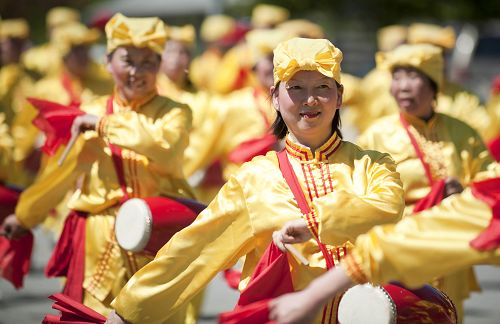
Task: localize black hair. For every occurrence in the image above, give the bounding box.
[270,81,343,140]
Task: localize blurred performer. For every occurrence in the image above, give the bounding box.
[189,14,237,93]
[21,6,81,79]
[106,37,404,324]
[358,43,493,321]
[270,162,500,324]
[1,13,194,319]
[11,22,111,189]
[0,18,33,127]
[251,3,290,29]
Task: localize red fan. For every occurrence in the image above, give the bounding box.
[488,136,500,162]
[0,230,33,289]
[28,97,84,156]
[42,293,106,324]
[470,177,500,251]
[219,243,294,324]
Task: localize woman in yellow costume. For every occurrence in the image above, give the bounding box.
[270,162,500,324]
[357,43,493,321]
[106,37,404,324]
[1,13,194,319]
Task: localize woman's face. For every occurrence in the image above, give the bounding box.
[254,54,274,90]
[64,45,90,79]
[107,46,161,101]
[161,40,191,84]
[272,70,343,143]
[390,66,436,119]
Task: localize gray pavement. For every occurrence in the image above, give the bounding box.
[1,232,500,323]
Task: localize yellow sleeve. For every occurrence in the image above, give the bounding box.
[316,154,404,244]
[99,105,191,166]
[0,113,13,181]
[343,186,500,288]
[15,135,97,228]
[111,175,255,322]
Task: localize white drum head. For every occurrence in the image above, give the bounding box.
[115,198,152,253]
[338,283,396,324]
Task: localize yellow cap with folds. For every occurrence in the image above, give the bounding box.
[246,28,289,66]
[273,37,342,86]
[46,6,80,29]
[407,23,456,49]
[0,18,30,40]
[51,22,100,57]
[376,43,443,88]
[105,13,166,55]
[377,24,407,52]
[200,14,236,43]
[277,19,325,39]
[251,4,290,28]
[166,24,196,47]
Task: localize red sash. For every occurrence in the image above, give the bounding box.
[400,114,447,211]
[61,73,81,108]
[276,149,338,324]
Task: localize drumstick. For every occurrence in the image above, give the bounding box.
[284,243,309,266]
[58,132,78,167]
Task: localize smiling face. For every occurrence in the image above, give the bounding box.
[271,70,343,147]
[390,66,436,119]
[107,46,161,101]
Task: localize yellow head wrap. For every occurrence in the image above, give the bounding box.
[0,19,29,40]
[46,7,80,29]
[51,22,100,57]
[165,24,196,48]
[200,15,236,43]
[277,19,325,39]
[377,25,407,52]
[407,23,456,50]
[251,4,290,29]
[105,13,166,55]
[376,43,443,88]
[246,28,288,66]
[273,37,343,86]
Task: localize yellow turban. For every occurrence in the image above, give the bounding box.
[246,28,289,66]
[273,37,343,86]
[200,15,236,43]
[46,7,80,29]
[377,25,407,52]
[407,23,456,50]
[166,24,196,48]
[105,13,166,55]
[0,19,29,40]
[251,4,290,29]
[51,22,100,57]
[277,19,325,39]
[376,43,443,88]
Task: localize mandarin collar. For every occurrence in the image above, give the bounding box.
[285,132,342,163]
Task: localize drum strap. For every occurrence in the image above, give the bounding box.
[106,97,129,203]
[277,149,339,324]
[399,113,434,185]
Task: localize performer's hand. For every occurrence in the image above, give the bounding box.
[444,176,463,198]
[0,214,29,240]
[269,290,321,324]
[71,114,99,135]
[273,219,311,252]
[105,310,128,324]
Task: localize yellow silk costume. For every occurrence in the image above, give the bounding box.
[111,133,404,323]
[0,113,13,182]
[358,112,493,319]
[15,93,194,316]
[341,162,500,288]
[0,63,34,128]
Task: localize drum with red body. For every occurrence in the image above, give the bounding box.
[115,196,206,255]
[337,282,457,324]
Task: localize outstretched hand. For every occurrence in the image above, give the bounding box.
[0,214,29,240]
